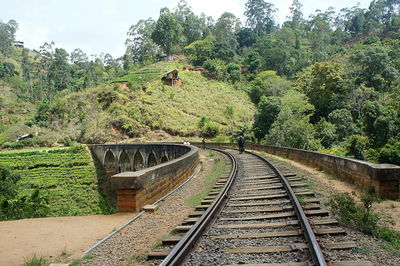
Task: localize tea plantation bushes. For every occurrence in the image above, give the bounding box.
[0,145,111,219]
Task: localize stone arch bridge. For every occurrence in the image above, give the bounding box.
[89,144,199,211]
[89,144,189,176]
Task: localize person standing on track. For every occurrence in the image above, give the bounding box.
[238,134,245,153]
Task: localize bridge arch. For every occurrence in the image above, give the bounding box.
[104,150,118,172]
[147,152,158,167]
[119,151,131,172]
[133,152,145,171]
[161,154,169,163]
[103,149,118,197]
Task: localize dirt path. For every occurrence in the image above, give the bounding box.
[0,213,133,266]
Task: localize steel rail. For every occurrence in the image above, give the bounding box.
[160,148,238,266]
[246,150,327,266]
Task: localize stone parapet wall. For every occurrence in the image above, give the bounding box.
[111,144,198,212]
[194,142,400,200]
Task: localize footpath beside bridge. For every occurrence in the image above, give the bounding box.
[89,142,399,213]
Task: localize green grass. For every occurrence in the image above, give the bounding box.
[22,254,49,266]
[186,156,228,207]
[69,254,94,266]
[0,145,111,217]
[150,242,162,249]
[186,189,212,207]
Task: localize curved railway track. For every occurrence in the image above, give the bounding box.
[152,148,372,266]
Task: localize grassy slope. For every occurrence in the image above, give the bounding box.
[48,59,255,142]
[0,47,37,142]
[0,145,109,216]
[0,82,34,142]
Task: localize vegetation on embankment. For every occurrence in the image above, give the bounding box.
[0,145,112,220]
[186,151,229,207]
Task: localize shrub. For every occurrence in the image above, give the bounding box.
[199,121,220,140]
[328,191,400,249]
[329,192,379,234]
[226,63,241,83]
[202,59,226,80]
[346,135,369,160]
[379,141,400,165]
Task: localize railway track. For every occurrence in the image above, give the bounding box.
[148,148,372,266]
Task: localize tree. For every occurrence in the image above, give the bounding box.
[202,59,226,80]
[184,35,215,65]
[253,96,281,141]
[249,71,292,104]
[126,18,160,65]
[315,118,337,148]
[0,19,18,55]
[236,27,257,48]
[212,42,236,62]
[244,51,261,78]
[265,90,319,150]
[244,0,277,35]
[226,63,241,82]
[351,44,399,92]
[174,0,209,45]
[70,48,89,67]
[0,62,17,79]
[362,100,398,148]
[346,134,370,160]
[151,9,184,55]
[48,48,71,92]
[327,109,358,142]
[307,9,334,62]
[296,62,347,120]
[214,12,241,50]
[21,48,31,82]
[288,0,304,29]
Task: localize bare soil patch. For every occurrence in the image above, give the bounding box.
[0,213,132,266]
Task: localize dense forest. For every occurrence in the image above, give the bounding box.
[1,0,400,165]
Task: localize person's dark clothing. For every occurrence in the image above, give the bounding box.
[238,136,245,153]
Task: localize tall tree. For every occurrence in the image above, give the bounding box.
[244,0,277,35]
[151,8,184,55]
[174,0,209,45]
[70,48,89,67]
[126,18,159,65]
[288,0,304,29]
[0,19,18,55]
[21,48,31,82]
[48,48,71,92]
[214,12,241,50]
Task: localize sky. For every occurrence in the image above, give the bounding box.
[1,0,373,58]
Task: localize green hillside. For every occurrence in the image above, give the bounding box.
[45,60,255,143]
[0,145,110,217]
